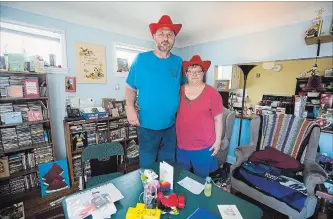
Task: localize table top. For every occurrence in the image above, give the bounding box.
[65,163,263,219]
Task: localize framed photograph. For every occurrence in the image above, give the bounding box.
[330,18,333,35]
[65,76,76,92]
[215,80,230,91]
[114,101,126,117]
[24,79,40,98]
[75,41,107,84]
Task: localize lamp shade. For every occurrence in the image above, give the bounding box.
[237,65,257,79]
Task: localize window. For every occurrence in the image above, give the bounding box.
[0,20,67,72]
[114,42,148,77]
[217,65,233,89]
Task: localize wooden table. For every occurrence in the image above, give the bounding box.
[63,163,263,218]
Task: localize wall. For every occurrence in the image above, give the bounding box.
[0,5,161,160]
[245,57,333,106]
[178,14,333,162]
[178,15,333,86]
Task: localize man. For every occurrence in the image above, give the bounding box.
[125,15,183,168]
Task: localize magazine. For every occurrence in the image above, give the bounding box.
[65,183,123,219]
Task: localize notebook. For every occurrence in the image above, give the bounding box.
[187,208,220,219]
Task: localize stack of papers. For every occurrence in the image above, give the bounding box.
[65,183,124,219]
[177,176,205,195]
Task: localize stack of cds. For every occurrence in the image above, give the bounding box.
[0,103,13,123]
[0,76,9,97]
[13,104,29,122]
[128,126,137,138]
[9,176,26,195]
[126,140,139,164]
[16,125,32,147]
[8,153,24,174]
[72,154,91,183]
[30,124,44,145]
[82,123,97,145]
[21,152,35,170]
[34,144,53,165]
[70,125,83,132]
[0,182,10,197]
[1,128,18,151]
[82,123,95,132]
[9,76,25,86]
[27,101,43,112]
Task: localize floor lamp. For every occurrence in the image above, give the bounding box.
[237,65,256,146]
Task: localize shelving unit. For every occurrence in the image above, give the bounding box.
[63,116,139,185]
[295,76,333,133]
[0,71,55,207]
[305,35,333,45]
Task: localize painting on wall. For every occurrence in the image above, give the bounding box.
[65,76,76,93]
[75,42,107,83]
[38,160,70,197]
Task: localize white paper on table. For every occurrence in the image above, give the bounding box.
[218,205,243,219]
[159,161,174,190]
[177,176,205,195]
[91,202,117,219]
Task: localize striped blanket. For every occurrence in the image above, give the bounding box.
[258,114,319,162]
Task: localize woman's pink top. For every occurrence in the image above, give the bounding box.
[176,84,223,150]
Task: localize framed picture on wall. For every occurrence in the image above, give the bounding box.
[65,76,76,92]
[75,41,107,83]
[215,80,230,91]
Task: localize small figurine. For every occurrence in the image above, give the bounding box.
[157,181,171,192]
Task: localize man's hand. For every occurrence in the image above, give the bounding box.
[209,141,221,156]
[127,106,140,126]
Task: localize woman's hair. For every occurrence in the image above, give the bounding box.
[185,64,204,73]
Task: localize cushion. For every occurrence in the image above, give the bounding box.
[249,147,303,172]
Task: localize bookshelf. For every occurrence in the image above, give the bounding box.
[63,116,139,185]
[0,71,55,207]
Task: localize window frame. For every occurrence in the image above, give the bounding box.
[0,18,68,74]
[113,41,150,77]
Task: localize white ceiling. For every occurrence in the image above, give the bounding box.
[2,1,333,48]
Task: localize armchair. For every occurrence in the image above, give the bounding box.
[230,115,327,219]
[216,107,236,167]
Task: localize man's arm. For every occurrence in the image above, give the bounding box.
[125,54,140,126]
[125,85,137,110]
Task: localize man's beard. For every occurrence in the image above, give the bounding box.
[157,41,173,52]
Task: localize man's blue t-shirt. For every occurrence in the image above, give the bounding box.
[126,51,183,130]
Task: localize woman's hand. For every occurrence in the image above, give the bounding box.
[209,141,221,156]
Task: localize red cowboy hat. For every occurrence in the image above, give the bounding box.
[182,55,211,74]
[149,15,182,36]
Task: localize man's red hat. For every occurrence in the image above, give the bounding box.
[182,55,211,74]
[149,15,182,36]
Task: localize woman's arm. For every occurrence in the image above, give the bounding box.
[214,113,223,144]
[210,112,223,156]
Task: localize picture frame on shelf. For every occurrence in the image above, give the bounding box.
[114,101,126,117]
[215,80,230,91]
[24,79,40,98]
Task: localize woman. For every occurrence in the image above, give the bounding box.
[176,55,223,178]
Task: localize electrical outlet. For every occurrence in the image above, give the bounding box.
[115,84,120,90]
